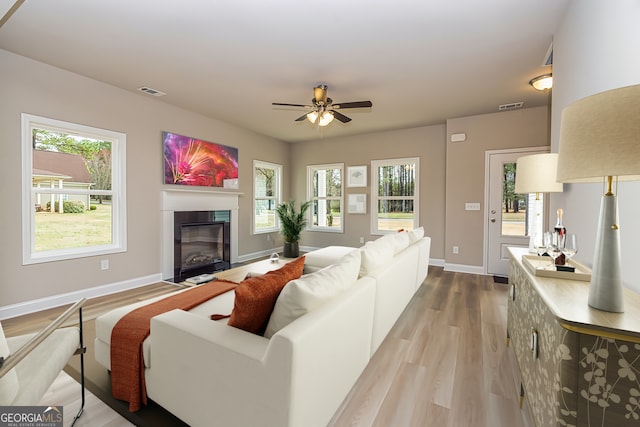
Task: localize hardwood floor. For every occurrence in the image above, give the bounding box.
[3,267,531,427]
[329,267,530,427]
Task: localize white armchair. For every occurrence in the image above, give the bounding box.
[0,299,86,426]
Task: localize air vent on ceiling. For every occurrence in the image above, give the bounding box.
[137,86,166,97]
[499,102,524,111]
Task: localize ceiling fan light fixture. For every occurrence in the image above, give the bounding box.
[307,110,334,126]
[318,111,334,126]
[307,111,319,124]
[529,73,553,91]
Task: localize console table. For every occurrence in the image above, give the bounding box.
[507,247,640,427]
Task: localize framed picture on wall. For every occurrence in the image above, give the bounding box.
[163,131,239,188]
[348,194,367,214]
[347,165,367,187]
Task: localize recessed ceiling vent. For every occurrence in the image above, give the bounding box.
[137,86,166,97]
[499,102,524,111]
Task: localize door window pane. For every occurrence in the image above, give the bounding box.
[502,162,526,236]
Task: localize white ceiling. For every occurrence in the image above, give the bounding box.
[0,0,568,143]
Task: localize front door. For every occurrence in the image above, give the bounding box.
[486,148,548,276]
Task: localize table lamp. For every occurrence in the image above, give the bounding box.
[514,153,563,252]
[557,84,640,313]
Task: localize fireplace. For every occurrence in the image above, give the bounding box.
[173,210,231,282]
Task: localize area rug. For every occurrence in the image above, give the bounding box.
[64,318,188,427]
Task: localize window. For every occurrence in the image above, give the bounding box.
[22,114,127,264]
[253,160,282,234]
[307,163,343,232]
[371,157,419,234]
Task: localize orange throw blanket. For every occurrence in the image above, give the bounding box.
[110,280,237,412]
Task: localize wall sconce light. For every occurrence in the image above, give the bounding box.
[529,73,553,91]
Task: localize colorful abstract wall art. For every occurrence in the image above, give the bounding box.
[163,132,239,188]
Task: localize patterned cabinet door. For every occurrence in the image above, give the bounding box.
[509,257,579,427]
[576,334,640,426]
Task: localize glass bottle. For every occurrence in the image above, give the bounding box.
[554,208,566,265]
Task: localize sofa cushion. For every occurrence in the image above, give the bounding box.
[227,257,305,335]
[264,249,361,338]
[0,322,19,405]
[303,246,357,271]
[392,230,411,254]
[359,235,395,277]
[409,226,424,243]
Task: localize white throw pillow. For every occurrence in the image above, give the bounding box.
[393,231,411,254]
[409,226,424,244]
[359,235,395,276]
[264,249,361,338]
[0,322,19,405]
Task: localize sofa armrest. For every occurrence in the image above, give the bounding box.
[147,310,292,427]
[147,276,376,427]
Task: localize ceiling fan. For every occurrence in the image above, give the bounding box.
[272,85,372,126]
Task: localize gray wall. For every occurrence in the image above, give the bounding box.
[445,106,550,268]
[0,50,289,307]
[550,0,640,293]
[289,126,447,260]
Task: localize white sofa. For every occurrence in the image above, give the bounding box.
[94,229,430,427]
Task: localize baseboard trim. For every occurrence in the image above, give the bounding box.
[236,247,283,263]
[443,263,485,275]
[429,258,445,267]
[0,273,163,320]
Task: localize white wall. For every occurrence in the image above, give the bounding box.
[551,0,640,293]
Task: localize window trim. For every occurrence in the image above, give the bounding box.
[252,159,282,235]
[307,163,344,233]
[370,157,420,235]
[21,113,127,265]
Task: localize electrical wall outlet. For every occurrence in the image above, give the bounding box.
[453,246,459,254]
[101,259,109,270]
[359,237,365,244]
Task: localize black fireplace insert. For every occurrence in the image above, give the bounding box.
[173,210,230,282]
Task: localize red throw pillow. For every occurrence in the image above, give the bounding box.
[227,257,305,335]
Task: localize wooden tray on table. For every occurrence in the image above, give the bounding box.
[522,255,591,282]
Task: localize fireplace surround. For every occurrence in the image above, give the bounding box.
[162,189,240,280]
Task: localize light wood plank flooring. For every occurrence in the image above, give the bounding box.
[3,267,531,427]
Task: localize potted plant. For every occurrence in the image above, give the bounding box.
[276,199,311,258]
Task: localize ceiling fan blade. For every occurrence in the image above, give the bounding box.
[332,101,373,109]
[294,112,310,122]
[332,110,352,123]
[272,102,314,108]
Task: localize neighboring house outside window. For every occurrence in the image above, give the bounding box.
[253,160,282,234]
[371,157,419,234]
[32,150,93,212]
[22,114,127,264]
[307,163,343,232]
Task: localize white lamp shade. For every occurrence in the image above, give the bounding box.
[307,111,319,124]
[515,153,563,194]
[557,84,640,183]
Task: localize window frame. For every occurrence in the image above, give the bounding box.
[307,163,344,233]
[21,113,127,265]
[253,159,282,234]
[370,157,420,235]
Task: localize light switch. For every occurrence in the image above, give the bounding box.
[465,202,480,211]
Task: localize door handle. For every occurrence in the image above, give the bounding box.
[490,218,496,223]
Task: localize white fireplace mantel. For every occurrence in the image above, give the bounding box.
[161,189,241,280]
